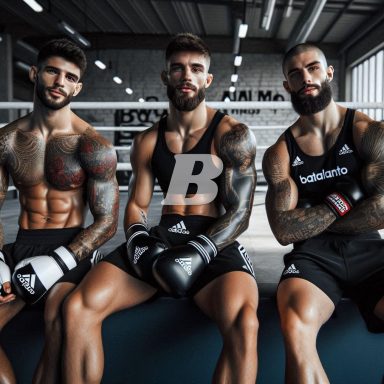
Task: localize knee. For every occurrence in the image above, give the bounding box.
[279,307,319,341]
[229,304,259,343]
[62,292,87,330]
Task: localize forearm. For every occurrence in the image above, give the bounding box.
[206,207,251,250]
[69,178,119,260]
[271,205,336,245]
[68,216,118,259]
[124,203,150,233]
[328,195,384,234]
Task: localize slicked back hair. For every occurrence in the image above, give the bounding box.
[165,33,211,65]
[37,38,87,77]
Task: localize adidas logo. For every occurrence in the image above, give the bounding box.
[283,264,300,275]
[168,220,190,234]
[175,257,192,275]
[133,246,148,264]
[16,273,36,294]
[238,245,255,277]
[292,156,304,167]
[339,144,353,155]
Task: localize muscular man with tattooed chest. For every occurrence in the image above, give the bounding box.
[263,43,384,384]
[5,123,94,230]
[0,39,119,384]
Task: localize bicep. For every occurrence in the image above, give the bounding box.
[360,122,384,195]
[262,146,298,217]
[0,165,9,203]
[218,124,256,208]
[80,136,119,219]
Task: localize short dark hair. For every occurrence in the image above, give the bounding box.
[282,43,327,76]
[37,38,87,77]
[165,33,211,62]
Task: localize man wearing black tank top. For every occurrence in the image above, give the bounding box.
[63,33,258,383]
[263,43,384,383]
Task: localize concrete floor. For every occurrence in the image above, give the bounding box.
[1,190,292,292]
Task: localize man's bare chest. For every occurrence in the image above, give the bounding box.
[8,133,86,190]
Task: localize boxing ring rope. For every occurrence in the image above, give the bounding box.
[1,101,384,110]
[1,101,383,192]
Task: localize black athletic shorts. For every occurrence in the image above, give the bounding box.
[3,228,93,292]
[280,231,384,333]
[102,214,256,296]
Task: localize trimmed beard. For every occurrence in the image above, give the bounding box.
[35,76,73,110]
[290,80,333,116]
[167,84,206,111]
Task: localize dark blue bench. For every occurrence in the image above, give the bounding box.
[1,293,383,384]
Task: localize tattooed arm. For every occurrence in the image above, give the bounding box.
[123,128,157,233]
[263,139,336,245]
[203,123,256,250]
[329,121,384,234]
[68,130,119,260]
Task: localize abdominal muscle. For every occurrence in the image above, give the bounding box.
[18,183,86,229]
[161,195,220,218]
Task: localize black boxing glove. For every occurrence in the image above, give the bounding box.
[324,179,365,217]
[126,223,166,283]
[152,234,217,297]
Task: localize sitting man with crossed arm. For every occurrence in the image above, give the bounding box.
[63,32,258,384]
[263,43,384,383]
[0,38,119,384]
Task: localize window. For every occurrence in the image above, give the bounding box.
[351,50,384,120]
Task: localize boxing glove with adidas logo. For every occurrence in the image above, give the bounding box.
[152,234,217,297]
[12,246,78,305]
[126,223,166,283]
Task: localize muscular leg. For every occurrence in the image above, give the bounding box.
[193,271,258,384]
[33,282,77,384]
[62,261,157,384]
[0,298,25,384]
[277,278,335,384]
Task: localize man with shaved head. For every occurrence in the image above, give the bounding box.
[263,43,384,383]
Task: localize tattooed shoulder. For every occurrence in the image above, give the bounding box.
[218,123,256,170]
[79,129,117,180]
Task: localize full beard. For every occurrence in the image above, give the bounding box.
[167,84,206,111]
[35,77,73,110]
[290,80,333,116]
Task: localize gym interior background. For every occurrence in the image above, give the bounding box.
[0,1,384,383]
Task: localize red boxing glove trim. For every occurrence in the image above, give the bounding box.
[325,192,351,217]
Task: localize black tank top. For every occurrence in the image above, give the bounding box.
[284,109,364,200]
[151,111,225,195]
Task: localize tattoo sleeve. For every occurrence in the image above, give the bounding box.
[0,131,11,249]
[68,133,119,260]
[329,122,384,233]
[205,124,256,250]
[263,145,336,245]
[0,166,9,248]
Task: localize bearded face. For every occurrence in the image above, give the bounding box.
[167,82,206,112]
[290,79,333,116]
[35,74,75,110]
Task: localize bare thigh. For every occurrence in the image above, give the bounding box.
[277,278,335,327]
[68,261,158,317]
